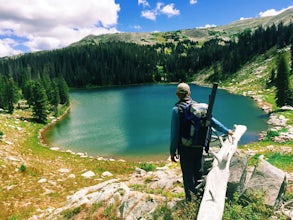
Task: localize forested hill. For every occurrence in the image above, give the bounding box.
[0,8,292,90]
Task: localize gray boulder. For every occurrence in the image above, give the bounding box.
[244,156,287,208]
[227,153,248,197]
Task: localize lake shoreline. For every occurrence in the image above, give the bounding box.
[38,101,170,162]
[38,104,72,149]
[39,83,269,161]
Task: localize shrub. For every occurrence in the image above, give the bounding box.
[19,164,27,172]
[172,196,201,219]
[152,203,172,220]
[223,192,274,220]
[264,129,279,141]
[104,204,114,217]
[62,207,81,219]
[139,162,156,172]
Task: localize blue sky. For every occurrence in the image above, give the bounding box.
[0,0,292,57]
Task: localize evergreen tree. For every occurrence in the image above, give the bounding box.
[32,81,48,123]
[41,74,53,104]
[0,76,19,113]
[57,77,69,106]
[51,80,60,116]
[267,68,276,87]
[5,77,19,113]
[275,53,293,107]
[23,80,35,107]
[0,77,5,109]
[290,42,293,74]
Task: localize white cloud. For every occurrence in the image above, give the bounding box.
[259,9,281,17]
[138,0,150,8]
[133,25,142,30]
[0,38,23,57]
[141,10,157,20]
[190,0,197,5]
[240,17,252,21]
[0,0,120,57]
[141,2,180,20]
[197,24,217,29]
[161,3,180,17]
[259,5,293,17]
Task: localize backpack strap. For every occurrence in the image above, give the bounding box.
[175,99,198,147]
[175,100,189,149]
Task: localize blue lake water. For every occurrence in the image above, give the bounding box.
[45,84,268,161]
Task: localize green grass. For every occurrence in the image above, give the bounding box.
[244,141,293,172]
[266,152,293,172]
[139,162,156,172]
[62,206,81,219]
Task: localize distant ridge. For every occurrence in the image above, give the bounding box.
[71,7,293,47]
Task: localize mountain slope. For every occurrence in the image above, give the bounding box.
[71,8,293,47]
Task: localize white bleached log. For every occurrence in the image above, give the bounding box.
[197,125,247,220]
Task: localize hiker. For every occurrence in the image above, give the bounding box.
[170,82,233,201]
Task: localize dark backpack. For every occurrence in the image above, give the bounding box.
[177,101,209,147]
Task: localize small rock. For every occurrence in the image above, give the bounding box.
[58,168,70,173]
[135,167,147,175]
[68,174,76,178]
[6,185,16,191]
[65,150,75,154]
[38,178,47,183]
[97,157,106,161]
[81,171,95,178]
[101,171,113,178]
[76,152,88,158]
[280,105,293,111]
[7,156,20,162]
[266,145,274,151]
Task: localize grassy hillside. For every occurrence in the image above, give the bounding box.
[71,8,293,47]
[0,107,142,219]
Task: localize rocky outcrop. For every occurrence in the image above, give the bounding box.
[262,107,293,143]
[28,152,289,220]
[244,156,287,208]
[29,164,182,220]
[228,154,287,208]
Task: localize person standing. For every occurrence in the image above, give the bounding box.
[170,82,233,201]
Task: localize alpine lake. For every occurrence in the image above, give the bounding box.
[44,84,268,161]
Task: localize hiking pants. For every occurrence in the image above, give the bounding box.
[179,145,203,201]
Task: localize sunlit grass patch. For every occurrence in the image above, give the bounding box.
[139,162,156,172]
[280,110,293,125]
[241,140,293,173]
[265,152,293,172]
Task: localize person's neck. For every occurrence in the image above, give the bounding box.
[180,96,191,102]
